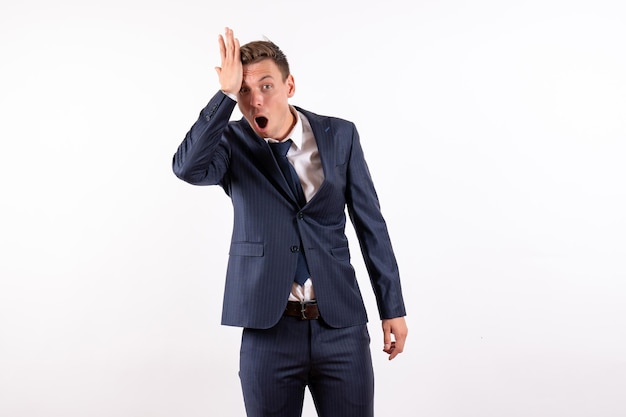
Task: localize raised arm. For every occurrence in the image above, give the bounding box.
[172,28,243,185]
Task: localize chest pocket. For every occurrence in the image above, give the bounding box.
[229,242,264,257]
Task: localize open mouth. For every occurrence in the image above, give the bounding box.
[255,116,268,129]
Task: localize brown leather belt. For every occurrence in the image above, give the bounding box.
[284,301,319,320]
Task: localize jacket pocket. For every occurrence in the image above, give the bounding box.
[229,242,264,257]
[330,246,350,260]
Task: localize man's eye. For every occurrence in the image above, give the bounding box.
[239,87,250,94]
[262,84,272,90]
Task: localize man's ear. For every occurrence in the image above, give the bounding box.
[286,74,296,98]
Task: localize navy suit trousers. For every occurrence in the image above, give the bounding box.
[239,316,374,417]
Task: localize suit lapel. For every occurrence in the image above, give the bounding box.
[240,119,300,205]
[240,111,337,208]
[299,109,335,201]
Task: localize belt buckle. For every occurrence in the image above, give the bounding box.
[300,301,317,320]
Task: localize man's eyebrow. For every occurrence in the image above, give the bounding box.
[242,74,274,87]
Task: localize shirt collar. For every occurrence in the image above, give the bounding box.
[265,106,303,149]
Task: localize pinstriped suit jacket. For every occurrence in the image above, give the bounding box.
[173,91,406,329]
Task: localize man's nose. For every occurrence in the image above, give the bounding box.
[250,91,263,107]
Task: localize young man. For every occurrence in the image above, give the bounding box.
[172,27,408,417]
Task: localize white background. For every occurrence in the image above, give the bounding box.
[1,1,625,416]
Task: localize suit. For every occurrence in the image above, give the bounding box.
[173,90,406,416]
[173,90,405,329]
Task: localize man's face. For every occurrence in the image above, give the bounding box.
[237,59,296,140]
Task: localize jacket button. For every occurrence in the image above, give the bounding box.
[297,212,304,219]
[290,245,299,253]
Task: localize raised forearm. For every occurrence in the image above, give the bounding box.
[172,91,236,185]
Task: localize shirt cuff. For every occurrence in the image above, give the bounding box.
[222,91,238,102]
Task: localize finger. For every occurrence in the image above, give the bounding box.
[224,27,232,54]
[382,324,392,352]
[388,333,406,360]
[218,34,226,61]
[389,347,399,360]
[224,27,237,60]
[394,332,407,353]
[228,37,240,63]
[383,341,396,354]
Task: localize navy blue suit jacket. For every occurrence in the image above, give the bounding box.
[173,91,406,329]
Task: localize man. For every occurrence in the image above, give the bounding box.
[172,27,407,417]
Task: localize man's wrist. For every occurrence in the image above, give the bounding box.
[221,90,238,102]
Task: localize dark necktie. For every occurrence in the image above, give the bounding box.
[269,139,306,206]
[269,139,309,286]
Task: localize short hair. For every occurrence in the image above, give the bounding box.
[240,40,291,81]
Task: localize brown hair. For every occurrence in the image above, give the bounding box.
[240,41,291,81]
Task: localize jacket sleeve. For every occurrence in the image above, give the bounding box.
[345,124,407,320]
[172,91,237,186]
